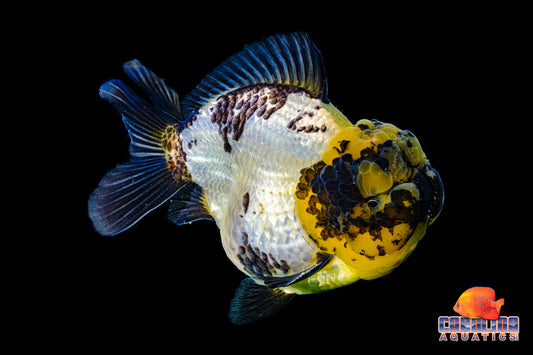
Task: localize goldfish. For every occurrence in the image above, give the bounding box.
[88,32,444,324]
[453,287,505,320]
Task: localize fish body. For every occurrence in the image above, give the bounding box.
[89,33,444,324]
[453,287,504,320]
[180,86,351,282]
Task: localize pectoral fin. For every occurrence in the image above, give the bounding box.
[262,252,333,288]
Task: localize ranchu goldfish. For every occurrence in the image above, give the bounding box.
[454,287,505,320]
[88,33,444,324]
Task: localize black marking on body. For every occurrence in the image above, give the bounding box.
[333,140,350,154]
[296,143,423,249]
[182,112,199,130]
[286,109,327,133]
[161,124,190,181]
[295,161,325,201]
[208,84,302,153]
[360,250,375,260]
[237,232,290,277]
[242,192,250,214]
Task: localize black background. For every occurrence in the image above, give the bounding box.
[36,2,527,351]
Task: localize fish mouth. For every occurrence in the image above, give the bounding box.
[414,165,444,226]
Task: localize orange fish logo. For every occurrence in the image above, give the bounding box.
[453,287,504,320]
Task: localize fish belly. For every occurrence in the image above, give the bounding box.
[180,89,350,279]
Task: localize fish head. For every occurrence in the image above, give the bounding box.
[453,300,463,315]
[295,119,444,279]
[453,291,480,318]
[453,298,475,318]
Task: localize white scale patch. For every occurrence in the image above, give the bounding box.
[180,87,348,278]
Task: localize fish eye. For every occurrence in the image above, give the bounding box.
[367,198,380,209]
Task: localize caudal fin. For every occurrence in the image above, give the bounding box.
[482,298,505,320]
[88,60,188,236]
[495,298,505,312]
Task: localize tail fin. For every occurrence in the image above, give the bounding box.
[495,298,505,312]
[89,60,188,236]
[482,298,505,320]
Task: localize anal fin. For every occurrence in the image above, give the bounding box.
[168,182,214,225]
[229,278,294,325]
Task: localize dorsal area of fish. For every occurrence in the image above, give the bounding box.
[179,84,351,278]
